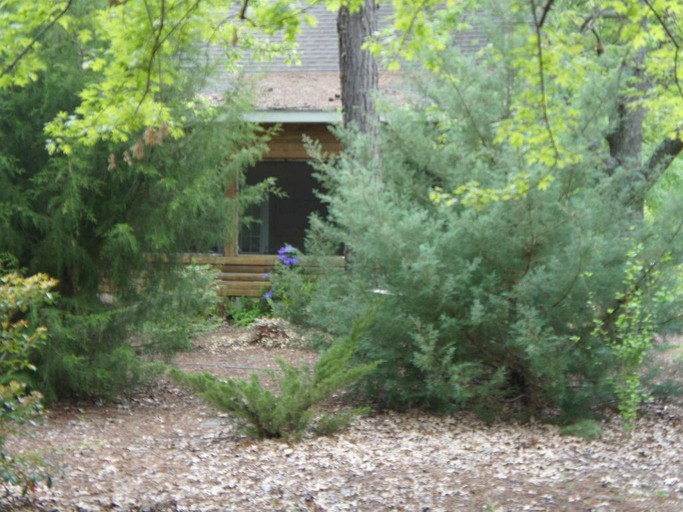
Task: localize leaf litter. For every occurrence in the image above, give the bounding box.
[3,324,683,512]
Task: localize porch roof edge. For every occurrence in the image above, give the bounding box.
[244,110,342,124]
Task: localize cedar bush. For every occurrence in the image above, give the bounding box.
[171,329,379,440]
[31,265,218,401]
[305,43,683,421]
[0,6,271,400]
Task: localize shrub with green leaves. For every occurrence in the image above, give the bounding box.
[1,269,55,494]
[225,296,270,327]
[0,7,270,401]
[305,36,683,422]
[171,330,379,440]
[264,245,329,326]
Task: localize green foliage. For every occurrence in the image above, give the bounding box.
[33,302,141,402]
[224,297,270,328]
[33,265,219,402]
[1,269,55,494]
[265,245,320,325]
[0,0,316,152]
[375,0,683,175]
[306,16,683,421]
[0,6,269,401]
[591,250,673,429]
[558,420,603,441]
[171,331,380,440]
[134,265,220,356]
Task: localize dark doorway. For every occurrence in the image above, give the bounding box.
[239,161,326,254]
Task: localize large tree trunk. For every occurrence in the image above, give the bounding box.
[606,46,683,204]
[606,48,647,175]
[337,0,379,141]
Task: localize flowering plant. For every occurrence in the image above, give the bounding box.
[262,245,300,301]
[262,245,316,324]
[278,245,299,268]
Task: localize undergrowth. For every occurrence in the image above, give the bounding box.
[171,327,380,440]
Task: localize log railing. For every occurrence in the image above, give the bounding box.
[176,254,344,297]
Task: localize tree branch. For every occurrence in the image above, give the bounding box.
[643,130,683,184]
[135,0,202,115]
[0,0,74,82]
[643,0,683,101]
[238,0,249,20]
[529,0,560,165]
[536,0,555,30]
[136,0,167,115]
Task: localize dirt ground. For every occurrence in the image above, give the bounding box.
[3,322,683,512]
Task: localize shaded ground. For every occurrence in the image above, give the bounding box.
[3,323,683,511]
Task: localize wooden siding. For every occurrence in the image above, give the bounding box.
[262,123,341,160]
[178,253,344,297]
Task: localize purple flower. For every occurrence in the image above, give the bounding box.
[262,290,273,300]
[262,272,271,280]
[277,245,299,268]
[278,245,293,255]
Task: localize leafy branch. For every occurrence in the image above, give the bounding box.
[643,0,683,101]
[136,0,203,114]
[0,0,74,83]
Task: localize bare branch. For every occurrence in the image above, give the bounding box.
[529,0,560,166]
[238,0,249,20]
[643,130,683,185]
[0,0,74,82]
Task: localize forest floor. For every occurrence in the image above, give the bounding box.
[3,321,683,512]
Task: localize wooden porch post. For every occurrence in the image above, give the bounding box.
[224,177,238,256]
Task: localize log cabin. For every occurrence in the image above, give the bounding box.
[192,6,483,296]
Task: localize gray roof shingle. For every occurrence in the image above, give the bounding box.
[200,5,487,112]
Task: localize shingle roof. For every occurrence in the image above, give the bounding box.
[245,5,341,73]
[200,5,487,112]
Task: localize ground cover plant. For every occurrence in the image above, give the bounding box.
[171,324,379,440]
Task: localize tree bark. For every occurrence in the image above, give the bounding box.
[337,0,379,138]
[606,48,647,174]
[605,45,683,202]
[643,131,683,184]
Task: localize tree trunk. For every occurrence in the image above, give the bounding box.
[606,46,683,204]
[337,0,379,139]
[606,49,647,174]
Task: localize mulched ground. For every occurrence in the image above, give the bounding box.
[3,322,683,512]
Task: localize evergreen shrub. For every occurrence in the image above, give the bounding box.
[33,264,219,401]
[306,49,683,421]
[0,12,271,401]
[171,328,379,440]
